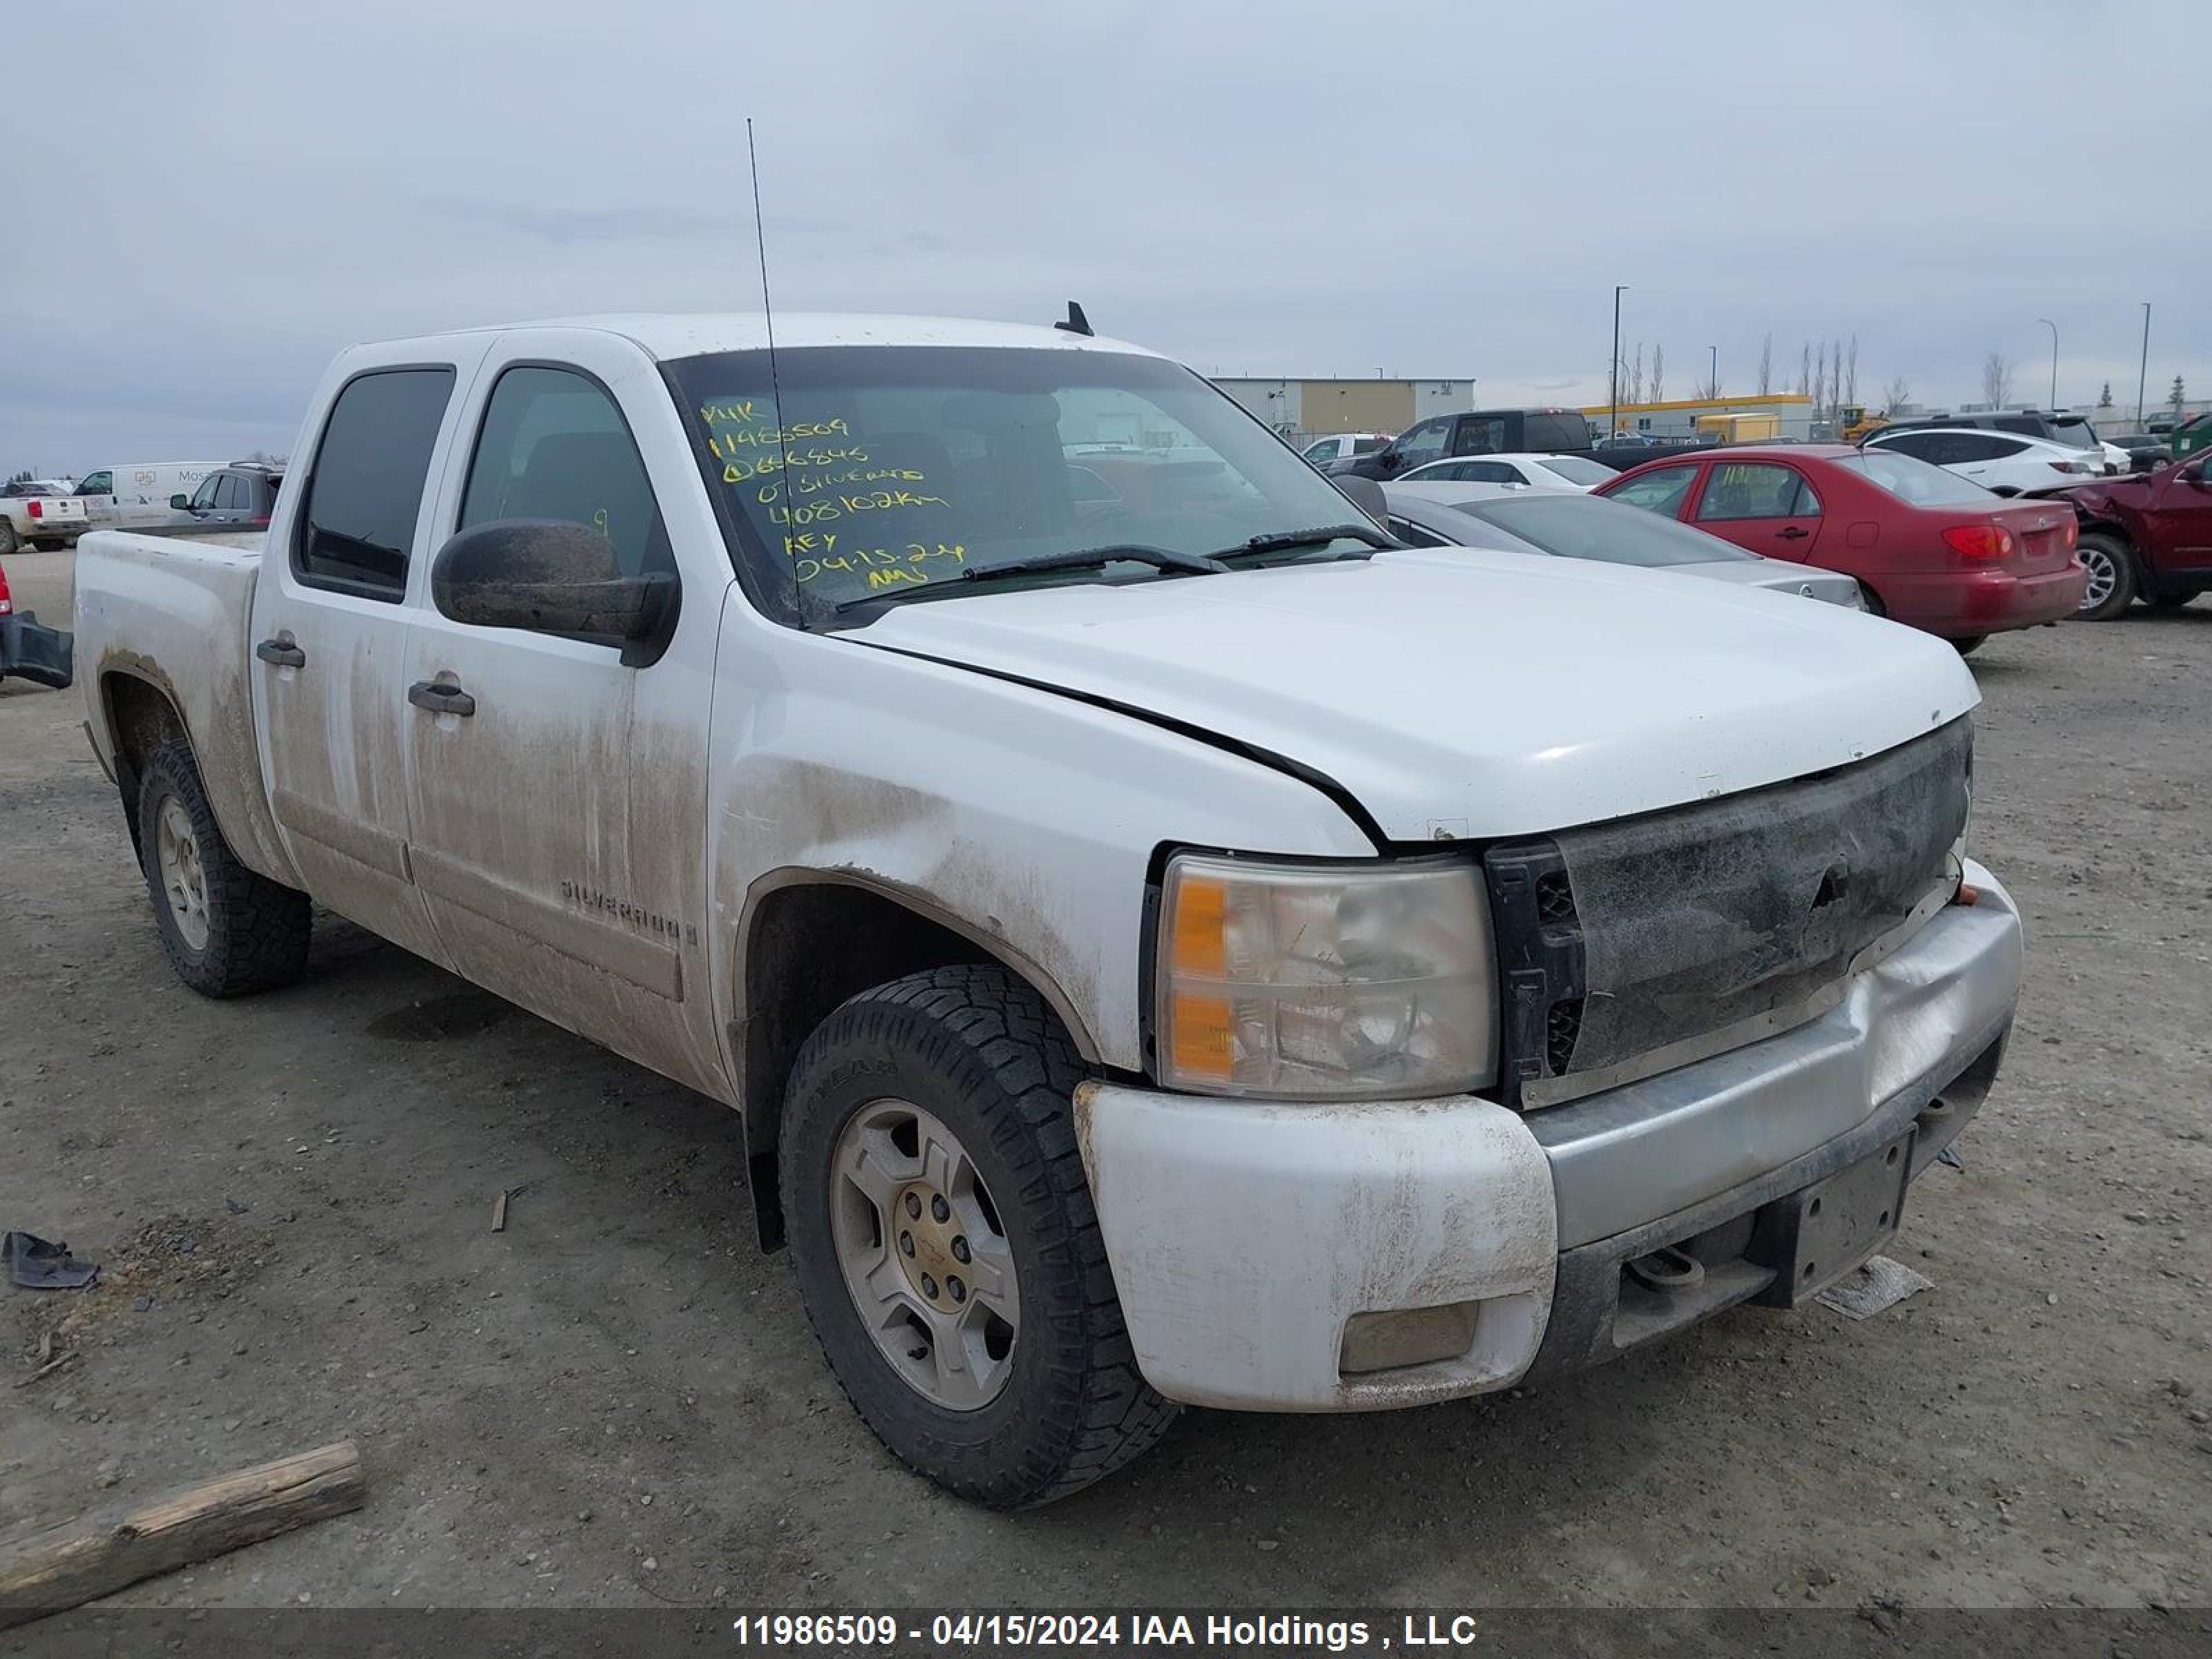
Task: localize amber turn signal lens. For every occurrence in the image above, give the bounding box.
[1168,992,1235,1083]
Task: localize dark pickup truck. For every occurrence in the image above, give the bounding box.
[1324,407,1713,480]
[2059,453,2212,619]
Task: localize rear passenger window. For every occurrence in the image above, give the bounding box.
[459,365,668,579]
[297,368,456,599]
[1698,463,1803,521]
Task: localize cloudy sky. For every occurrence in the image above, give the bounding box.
[7,0,2202,471]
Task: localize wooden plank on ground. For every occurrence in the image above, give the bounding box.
[0,1438,364,1629]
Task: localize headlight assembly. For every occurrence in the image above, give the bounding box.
[1154,853,1498,1100]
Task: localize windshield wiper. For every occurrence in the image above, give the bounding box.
[834,544,1226,613]
[1215,522,1394,561]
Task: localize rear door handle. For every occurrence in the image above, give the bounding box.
[407,679,476,718]
[1776,526,1810,540]
[254,637,306,668]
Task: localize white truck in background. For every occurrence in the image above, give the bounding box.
[72,312,2023,1508]
[0,479,89,552]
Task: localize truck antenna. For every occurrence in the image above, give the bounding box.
[747,117,808,629]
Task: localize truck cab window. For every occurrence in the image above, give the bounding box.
[460,366,669,579]
[297,367,456,599]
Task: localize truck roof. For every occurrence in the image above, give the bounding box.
[349,312,1169,364]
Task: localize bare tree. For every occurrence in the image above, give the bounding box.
[1830,339,1845,422]
[1649,344,1665,405]
[1797,342,1812,395]
[1757,333,1774,395]
[1695,359,1722,401]
[1810,337,1828,423]
[1981,353,2015,409]
[1844,335,1860,410]
[1882,375,1913,415]
[1630,343,1644,406]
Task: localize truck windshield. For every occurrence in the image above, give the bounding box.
[664,346,1382,621]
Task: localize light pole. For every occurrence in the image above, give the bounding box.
[1707,345,1718,402]
[1611,285,1628,436]
[2037,318,2057,409]
[2137,303,2151,427]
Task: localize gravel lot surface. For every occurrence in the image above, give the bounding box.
[3,547,2208,1613]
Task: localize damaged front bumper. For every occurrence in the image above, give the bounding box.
[1074,860,2023,1412]
[0,610,74,689]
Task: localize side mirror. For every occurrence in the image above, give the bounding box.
[1331,474,1389,525]
[431,520,677,652]
[170,494,191,510]
[1987,485,2021,498]
[2183,461,2207,485]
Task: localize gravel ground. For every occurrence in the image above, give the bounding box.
[3,547,2208,1613]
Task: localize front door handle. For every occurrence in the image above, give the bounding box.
[407,679,476,718]
[1776,525,1811,540]
[254,637,306,668]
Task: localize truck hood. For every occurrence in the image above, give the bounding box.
[853,549,1980,843]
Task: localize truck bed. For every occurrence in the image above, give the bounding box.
[74,527,298,885]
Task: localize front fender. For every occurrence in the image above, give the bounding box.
[704,593,1378,1078]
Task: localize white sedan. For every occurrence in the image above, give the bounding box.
[1398,451,1617,491]
[1863,428,2103,497]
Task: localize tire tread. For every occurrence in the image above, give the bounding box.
[782,964,1177,1507]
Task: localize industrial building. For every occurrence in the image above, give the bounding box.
[1213,376,1478,442]
[1584,393,1817,442]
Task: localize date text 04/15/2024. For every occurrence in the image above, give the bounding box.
[727,1612,1484,1651]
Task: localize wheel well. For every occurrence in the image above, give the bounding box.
[736,880,1076,1250]
[100,672,194,858]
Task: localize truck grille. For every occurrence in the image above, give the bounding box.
[1485,717,1972,1109]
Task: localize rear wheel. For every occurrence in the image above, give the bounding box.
[0,521,17,555]
[136,740,312,997]
[2074,532,2136,620]
[781,964,1176,1508]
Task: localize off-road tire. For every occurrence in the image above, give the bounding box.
[137,740,311,996]
[781,964,1177,1508]
[2074,531,2136,621]
[0,521,17,555]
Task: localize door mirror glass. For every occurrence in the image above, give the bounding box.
[431,520,677,646]
[169,493,190,510]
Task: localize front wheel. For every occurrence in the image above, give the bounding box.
[2074,532,2136,620]
[780,964,1176,1508]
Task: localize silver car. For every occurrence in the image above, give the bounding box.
[1380,481,1864,607]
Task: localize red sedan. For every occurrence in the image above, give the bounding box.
[1595,444,2086,650]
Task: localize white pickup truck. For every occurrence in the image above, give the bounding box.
[1,480,90,552]
[73,312,2023,1508]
